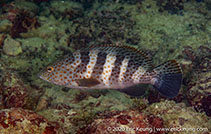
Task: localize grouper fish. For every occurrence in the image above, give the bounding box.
[39,44,182,98]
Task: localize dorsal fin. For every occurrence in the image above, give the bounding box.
[80,44,152,69]
[87,44,151,59]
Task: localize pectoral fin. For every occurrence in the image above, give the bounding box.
[76,78,100,87]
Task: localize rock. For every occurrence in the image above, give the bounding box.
[182,45,211,117]
[38,108,80,134]
[0,89,3,110]
[0,108,60,134]
[0,71,29,109]
[81,110,164,134]
[35,96,49,111]
[187,72,211,116]
[0,70,42,110]
[0,20,12,33]
[37,89,134,133]
[3,36,22,56]
[0,34,6,47]
[143,100,211,133]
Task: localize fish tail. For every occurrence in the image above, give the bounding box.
[151,60,182,98]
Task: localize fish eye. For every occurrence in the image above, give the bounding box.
[47,66,54,72]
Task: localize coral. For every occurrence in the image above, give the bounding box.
[3,36,22,56]
[81,110,164,134]
[0,108,60,134]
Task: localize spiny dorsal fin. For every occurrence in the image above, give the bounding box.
[80,44,153,69]
[87,44,151,60]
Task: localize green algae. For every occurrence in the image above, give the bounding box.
[70,109,96,127]
[12,1,39,13]
[40,86,134,112]
[1,0,210,76]
[37,88,135,133]
[20,15,71,39]
[4,0,210,80]
[37,86,135,133]
[50,0,83,16]
[132,97,149,111]
[100,0,210,64]
[133,0,210,63]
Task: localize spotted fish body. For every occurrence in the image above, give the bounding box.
[39,45,182,98]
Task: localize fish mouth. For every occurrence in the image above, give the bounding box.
[38,74,44,80]
[37,71,45,80]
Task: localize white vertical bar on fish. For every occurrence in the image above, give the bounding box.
[84,50,99,78]
[118,57,129,83]
[132,66,146,84]
[101,52,116,86]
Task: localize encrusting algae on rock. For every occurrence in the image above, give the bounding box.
[3,36,22,56]
[0,108,60,134]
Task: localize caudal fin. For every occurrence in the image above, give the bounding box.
[151,60,182,98]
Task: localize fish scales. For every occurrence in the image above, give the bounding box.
[110,55,125,87]
[74,51,89,78]
[45,54,74,85]
[91,52,107,82]
[39,44,182,98]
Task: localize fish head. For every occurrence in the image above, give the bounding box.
[38,60,68,85]
[38,54,76,86]
[38,63,58,83]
